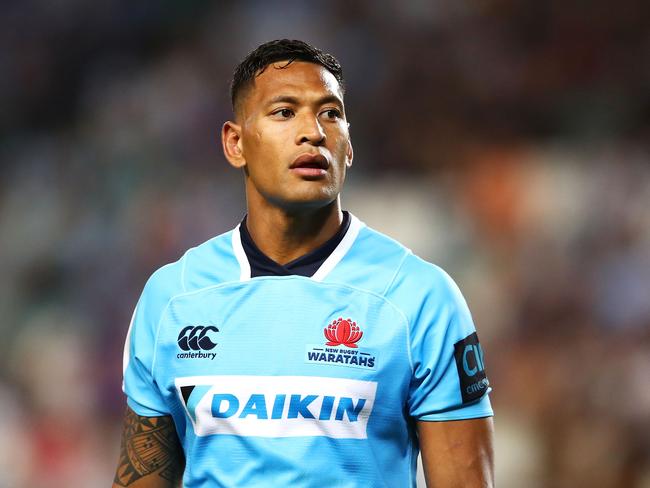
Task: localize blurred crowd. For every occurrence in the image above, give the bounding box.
[1,1,649,487]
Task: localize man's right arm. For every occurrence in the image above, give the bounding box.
[112,406,184,488]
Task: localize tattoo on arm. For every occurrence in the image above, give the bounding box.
[114,407,184,487]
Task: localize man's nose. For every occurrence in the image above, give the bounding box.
[296,113,326,145]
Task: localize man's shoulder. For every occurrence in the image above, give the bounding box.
[356,222,410,254]
[356,222,464,304]
[328,219,449,299]
[355,223,448,278]
[144,227,241,300]
[347,221,411,272]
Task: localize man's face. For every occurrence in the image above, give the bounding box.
[235,61,352,211]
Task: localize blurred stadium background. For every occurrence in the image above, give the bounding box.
[1,1,649,487]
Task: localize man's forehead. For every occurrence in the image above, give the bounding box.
[251,61,343,102]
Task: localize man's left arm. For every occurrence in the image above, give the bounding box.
[384,256,495,485]
[417,417,494,488]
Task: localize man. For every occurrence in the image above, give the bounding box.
[114,39,494,488]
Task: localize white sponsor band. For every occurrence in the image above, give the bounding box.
[175,375,377,439]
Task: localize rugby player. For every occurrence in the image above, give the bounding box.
[113,39,494,488]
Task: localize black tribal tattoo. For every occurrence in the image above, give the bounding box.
[114,407,183,486]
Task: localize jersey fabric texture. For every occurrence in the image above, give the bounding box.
[122,213,493,488]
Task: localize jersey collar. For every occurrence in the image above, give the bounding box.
[231,212,362,282]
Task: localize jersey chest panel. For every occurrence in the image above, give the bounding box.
[155,277,411,426]
[152,277,416,486]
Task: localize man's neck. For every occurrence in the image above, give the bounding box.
[245,201,343,265]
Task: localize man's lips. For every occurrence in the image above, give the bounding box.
[290,153,329,177]
[290,153,329,169]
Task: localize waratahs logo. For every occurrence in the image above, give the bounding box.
[305,317,376,369]
[324,318,363,348]
[177,325,219,360]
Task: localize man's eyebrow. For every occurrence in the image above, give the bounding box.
[266,95,300,106]
[265,94,344,108]
[316,94,344,108]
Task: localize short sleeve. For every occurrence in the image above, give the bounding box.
[122,263,183,417]
[385,254,493,421]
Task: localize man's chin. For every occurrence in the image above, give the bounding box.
[273,192,339,212]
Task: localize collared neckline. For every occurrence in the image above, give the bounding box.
[231,212,363,282]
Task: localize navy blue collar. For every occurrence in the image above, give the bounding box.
[239,212,351,278]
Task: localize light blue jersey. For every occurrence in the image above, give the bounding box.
[122,214,492,487]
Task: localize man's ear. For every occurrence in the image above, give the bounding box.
[346,138,354,168]
[222,121,245,169]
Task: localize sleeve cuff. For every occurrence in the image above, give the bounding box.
[126,396,170,417]
[414,393,493,421]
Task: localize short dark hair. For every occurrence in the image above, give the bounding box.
[230,39,344,115]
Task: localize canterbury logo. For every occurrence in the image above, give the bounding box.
[177,326,219,351]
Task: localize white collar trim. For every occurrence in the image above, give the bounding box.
[311,213,362,282]
[232,224,252,281]
[232,214,363,282]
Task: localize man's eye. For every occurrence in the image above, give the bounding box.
[273,108,294,118]
[323,109,342,120]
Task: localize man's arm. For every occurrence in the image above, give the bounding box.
[112,406,185,488]
[417,417,494,488]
